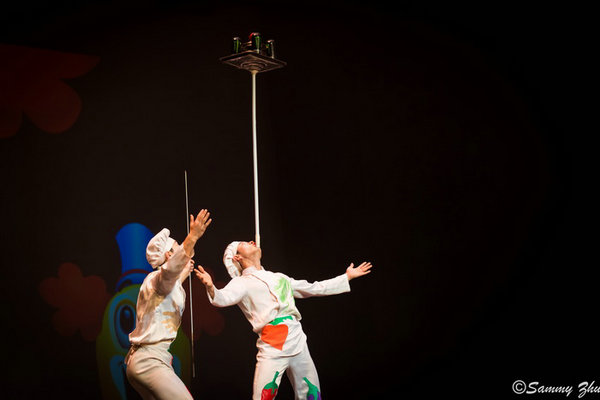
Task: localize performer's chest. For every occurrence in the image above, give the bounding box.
[244,274,294,310]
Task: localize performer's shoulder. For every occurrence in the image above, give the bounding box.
[140,270,159,289]
[272,270,292,280]
[232,275,249,284]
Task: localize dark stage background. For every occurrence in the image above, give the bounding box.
[1,1,593,399]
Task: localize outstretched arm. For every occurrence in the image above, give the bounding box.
[195,265,247,307]
[156,210,212,295]
[290,261,373,299]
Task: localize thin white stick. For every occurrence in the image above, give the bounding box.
[185,170,196,378]
[251,71,261,248]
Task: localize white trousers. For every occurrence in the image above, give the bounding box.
[125,341,193,400]
[253,342,322,400]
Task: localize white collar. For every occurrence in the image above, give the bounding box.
[242,265,263,275]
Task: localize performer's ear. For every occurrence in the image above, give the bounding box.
[233,254,242,262]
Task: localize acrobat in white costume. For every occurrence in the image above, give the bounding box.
[195,240,373,400]
[125,210,212,400]
[213,33,373,398]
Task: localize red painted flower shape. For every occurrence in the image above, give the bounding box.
[0,44,99,138]
[39,263,111,341]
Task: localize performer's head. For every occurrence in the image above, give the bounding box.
[146,228,194,279]
[146,228,175,268]
[163,241,179,262]
[223,240,261,278]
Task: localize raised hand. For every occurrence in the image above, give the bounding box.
[345,262,373,281]
[182,209,212,257]
[189,209,212,239]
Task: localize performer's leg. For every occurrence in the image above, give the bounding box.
[252,354,288,400]
[126,343,193,400]
[286,343,321,400]
[126,346,157,400]
[126,365,157,400]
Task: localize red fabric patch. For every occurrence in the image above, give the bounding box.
[261,324,288,350]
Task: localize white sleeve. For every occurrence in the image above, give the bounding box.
[207,277,247,307]
[289,273,351,299]
[155,246,193,296]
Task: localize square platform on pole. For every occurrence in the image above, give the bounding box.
[220,51,286,73]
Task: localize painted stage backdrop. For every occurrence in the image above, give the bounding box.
[1,1,591,399]
[38,222,226,399]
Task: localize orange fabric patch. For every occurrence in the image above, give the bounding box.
[261,324,288,350]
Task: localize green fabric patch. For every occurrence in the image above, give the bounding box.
[269,316,293,325]
[303,377,320,400]
[274,277,293,303]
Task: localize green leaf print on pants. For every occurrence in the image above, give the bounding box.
[304,377,321,400]
[261,371,279,400]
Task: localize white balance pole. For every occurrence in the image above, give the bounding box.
[184,170,195,378]
[251,70,261,248]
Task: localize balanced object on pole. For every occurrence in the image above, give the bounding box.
[220,32,286,248]
[220,32,286,73]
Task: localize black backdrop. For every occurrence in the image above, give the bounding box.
[1,1,593,399]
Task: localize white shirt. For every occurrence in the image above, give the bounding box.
[129,246,193,345]
[208,266,350,357]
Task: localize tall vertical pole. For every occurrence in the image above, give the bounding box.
[184,170,195,378]
[251,71,261,248]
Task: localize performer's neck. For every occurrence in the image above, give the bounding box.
[242,256,262,270]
